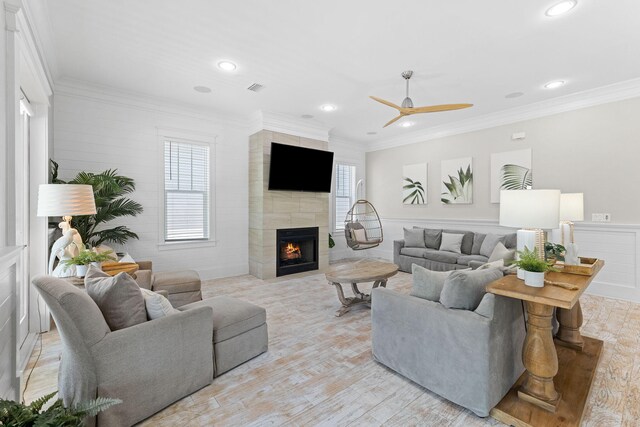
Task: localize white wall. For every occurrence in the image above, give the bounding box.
[53,85,250,280]
[328,137,367,261]
[366,97,640,302]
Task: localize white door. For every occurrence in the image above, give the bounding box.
[17,94,33,349]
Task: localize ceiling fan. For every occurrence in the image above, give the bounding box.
[370,71,473,127]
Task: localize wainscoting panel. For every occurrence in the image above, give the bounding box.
[0,247,22,401]
[368,218,640,303]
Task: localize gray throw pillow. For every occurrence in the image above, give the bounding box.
[443,229,474,254]
[424,228,443,249]
[479,234,506,258]
[403,227,426,248]
[410,264,453,301]
[439,232,463,254]
[504,232,518,249]
[440,268,503,310]
[85,266,147,331]
[471,233,486,255]
[488,242,516,263]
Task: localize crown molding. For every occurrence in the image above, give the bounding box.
[55,78,250,129]
[19,0,55,96]
[366,78,640,152]
[250,110,330,141]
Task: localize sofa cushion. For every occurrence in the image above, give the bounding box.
[403,227,426,248]
[488,242,516,264]
[84,266,147,331]
[439,233,463,254]
[440,268,503,310]
[422,249,460,264]
[504,233,517,249]
[443,229,474,255]
[153,270,201,294]
[457,254,489,266]
[424,228,443,249]
[179,296,266,343]
[480,234,506,257]
[400,247,430,258]
[471,233,486,255]
[140,288,179,320]
[410,264,453,302]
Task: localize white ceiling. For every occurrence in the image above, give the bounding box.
[29,0,640,143]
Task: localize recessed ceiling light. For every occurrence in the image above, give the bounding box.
[544,80,566,89]
[505,92,524,99]
[217,61,237,71]
[193,86,212,93]
[399,121,414,128]
[545,0,577,17]
[366,131,377,135]
[301,114,314,119]
[320,104,336,112]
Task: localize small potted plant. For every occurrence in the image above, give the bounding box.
[62,249,114,278]
[512,246,557,287]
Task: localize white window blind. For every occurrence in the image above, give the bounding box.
[335,164,356,230]
[164,140,210,241]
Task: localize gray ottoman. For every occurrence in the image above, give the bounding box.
[153,270,202,308]
[179,296,268,376]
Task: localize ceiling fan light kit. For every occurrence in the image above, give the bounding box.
[370,70,473,128]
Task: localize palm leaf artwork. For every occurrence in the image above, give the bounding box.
[441,164,473,204]
[403,177,425,204]
[49,160,144,247]
[500,164,532,190]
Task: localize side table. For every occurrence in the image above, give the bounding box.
[487,260,604,427]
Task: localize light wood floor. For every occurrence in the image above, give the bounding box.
[23,268,640,426]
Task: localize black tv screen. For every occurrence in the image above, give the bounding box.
[268,143,334,193]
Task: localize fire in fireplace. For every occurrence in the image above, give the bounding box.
[276,227,318,277]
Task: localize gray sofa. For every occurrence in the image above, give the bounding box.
[33,275,267,426]
[371,270,526,417]
[394,228,517,273]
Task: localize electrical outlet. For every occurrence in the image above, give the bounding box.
[592,213,611,222]
[603,213,611,222]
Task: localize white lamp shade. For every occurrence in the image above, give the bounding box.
[559,193,584,221]
[499,189,560,229]
[37,184,97,217]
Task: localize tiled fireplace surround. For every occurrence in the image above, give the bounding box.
[249,130,329,279]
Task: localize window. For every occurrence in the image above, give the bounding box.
[163,140,210,241]
[335,163,356,231]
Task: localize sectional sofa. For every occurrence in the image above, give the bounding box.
[393,227,517,272]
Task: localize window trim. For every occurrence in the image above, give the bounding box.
[157,128,217,249]
[333,162,357,233]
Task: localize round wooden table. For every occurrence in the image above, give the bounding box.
[325,258,399,317]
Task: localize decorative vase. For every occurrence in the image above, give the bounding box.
[76,264,89,278]
[524,270,545,287]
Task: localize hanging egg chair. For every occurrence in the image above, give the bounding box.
[344,199,383,250]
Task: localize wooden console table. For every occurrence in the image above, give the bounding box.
[487,260,604,427]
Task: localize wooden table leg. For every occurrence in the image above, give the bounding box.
[518,301,561,412]
[555,300,585,351]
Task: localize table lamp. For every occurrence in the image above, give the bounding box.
[499,189,561,279]
[559,193,584,265]
[37,184,97,275]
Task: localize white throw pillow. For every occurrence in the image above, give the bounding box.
[352,228,368,243]
[119,252,136,263]
[439,232,464,254]
[140,288,179,320]
[477,259,505,270]
[488,242,516,263]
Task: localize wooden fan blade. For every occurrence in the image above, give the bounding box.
[370,96,402,111]
[383,115,404,128]
[410,103,473,113]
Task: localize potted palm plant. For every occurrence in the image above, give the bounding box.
[512,246,557,287]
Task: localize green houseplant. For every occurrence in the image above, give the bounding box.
[62,249,114,277]
[544,242,566,263]
[50,160,143,247]
[512,246,557,287]
[0,391,121,426]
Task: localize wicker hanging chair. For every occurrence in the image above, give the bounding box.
[344,199,383,250]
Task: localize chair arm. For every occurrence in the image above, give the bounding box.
[91,306,213,385]
[393,239,405,253]
[137,260,153,271]
[135,270,153,290]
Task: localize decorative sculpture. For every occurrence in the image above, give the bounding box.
[48,220,85,277]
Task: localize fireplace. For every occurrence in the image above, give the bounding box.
[276,227,319,277]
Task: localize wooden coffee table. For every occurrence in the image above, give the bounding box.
[325,258,398,317]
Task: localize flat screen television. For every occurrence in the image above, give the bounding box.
[268,142,334,193]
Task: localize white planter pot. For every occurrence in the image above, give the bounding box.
[76,264,89,278]
[524,271,545,287]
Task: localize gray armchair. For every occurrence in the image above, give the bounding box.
[33,275,214,426]
[371,287,525,417]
